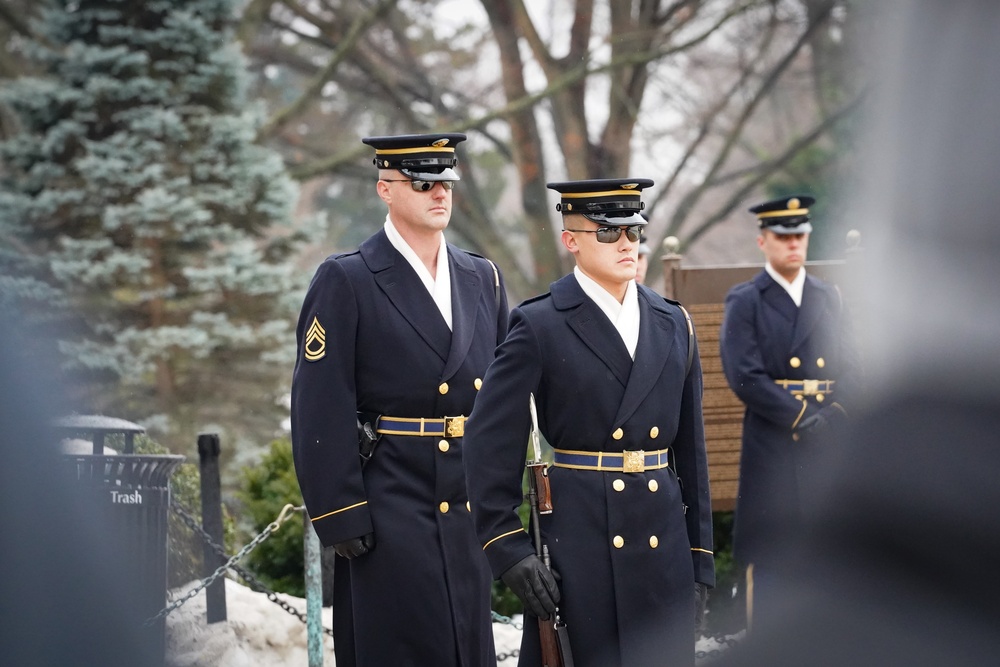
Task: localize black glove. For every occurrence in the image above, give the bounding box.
[694,582,709,635]
[333,532,375,559]
[500,554,560,620]
[796,403,848,440]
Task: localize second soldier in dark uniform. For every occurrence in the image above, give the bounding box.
[291,133,508,667]
[465,179,715,667]
[719,195,860,630]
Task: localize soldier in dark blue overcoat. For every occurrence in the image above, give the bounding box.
[719,195,860,629]
[465,179,715,667]
[291,133,508,667]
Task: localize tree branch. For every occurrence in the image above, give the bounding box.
[681,91,864,250]
[257,0,396,141]
[663,1,836,238]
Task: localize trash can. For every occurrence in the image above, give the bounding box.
[55,415,185,667]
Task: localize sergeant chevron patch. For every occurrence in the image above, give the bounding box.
[304,316,326,361]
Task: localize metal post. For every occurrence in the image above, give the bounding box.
[660,236,683,299]
[304,512,324,667]
[197,433,227,623]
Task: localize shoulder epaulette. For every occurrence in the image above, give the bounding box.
[520,292,552,307]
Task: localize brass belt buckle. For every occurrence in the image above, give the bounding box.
[445,416,465,438]
[802,379,819,396]
[623,450,645,473]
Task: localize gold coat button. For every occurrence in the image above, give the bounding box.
[474,378,483,390]
[438,382,449,395]
[466,501,471,512]
[816,357,826,368]
[439,502,450,514]
[649,426,659,439]
[816,393,825,403]
[792,433,800,442]
[612,479,625,492]
[648,479,659,492]
[612,428,624,440]
[790,357,801,368]
[649,536,659,549]
[438,440,450,452]
[613,535,624,549]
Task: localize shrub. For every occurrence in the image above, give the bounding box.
[236,438,306,596]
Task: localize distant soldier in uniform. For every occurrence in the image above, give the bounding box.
[719,195,860,630]
[291,133,508,667]
[465,178,715,667]
[636,228,652,285]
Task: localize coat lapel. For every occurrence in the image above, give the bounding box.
[440,247,482,381]
[551,275,633,387]
[755,270,797,325]
[613,290,676,426]
[791,276,826,353]
[360,231,451,362]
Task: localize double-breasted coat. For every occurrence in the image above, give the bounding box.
[291,229,508,667]
[465,275,715,667]
[720,270,860,566]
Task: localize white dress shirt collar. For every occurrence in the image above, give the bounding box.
[573,267,640,359]
[765,263,806,307]
[384,216,453,329]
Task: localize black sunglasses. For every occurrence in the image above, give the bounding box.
[564,224,642,244]
[381,178,455,192]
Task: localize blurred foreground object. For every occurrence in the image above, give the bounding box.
[0,320,161,665]
[718,1,1000,664]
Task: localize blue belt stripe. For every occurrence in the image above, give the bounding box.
[774,379,835,393]
[375,416,463,437]
[552,448,670,471]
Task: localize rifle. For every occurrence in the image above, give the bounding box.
[526,394,574,667]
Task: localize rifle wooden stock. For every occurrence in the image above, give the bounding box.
[539,616,562,667]
[527,459,573,666]
[528,462,553,514]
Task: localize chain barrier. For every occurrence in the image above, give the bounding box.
[496,648,521,663]
[168,499,334,637]
[491,611,521,662]
[491,610,523,631]
[162,499,527,662]
[695,632,743,664]
[145,502,302,627]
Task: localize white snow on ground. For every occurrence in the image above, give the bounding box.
[164,579,522,666]
[165,579,735,666]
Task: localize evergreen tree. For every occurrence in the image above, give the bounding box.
[0,0,304,461]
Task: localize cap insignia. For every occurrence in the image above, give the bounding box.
[432,138,450,147]
[621,183,639,189]
[788,197,800,209]
[304,316,326,362]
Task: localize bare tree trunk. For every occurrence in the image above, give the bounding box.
[483,0,563,285]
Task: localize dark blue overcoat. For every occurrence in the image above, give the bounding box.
[720,270,859,566]
[291,229,508,667]
[465,275,715,667]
